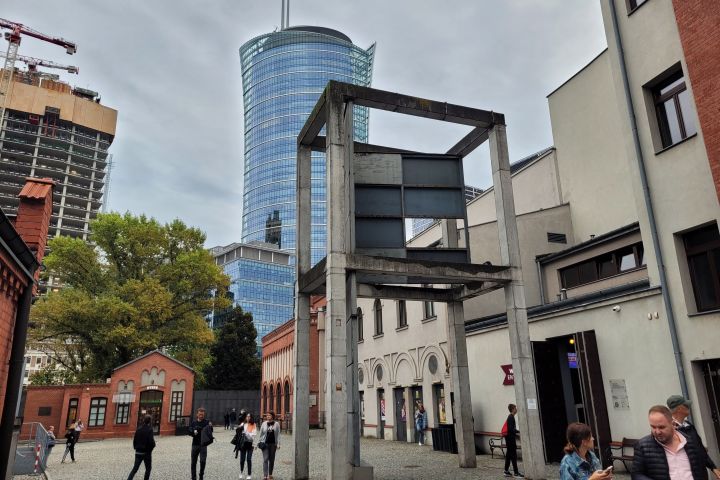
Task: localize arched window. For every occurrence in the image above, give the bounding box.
[276,382,282,415]
[284,380,291,415]
[374,299,383,336]
[269,384,274,413]
[264,385,269,413]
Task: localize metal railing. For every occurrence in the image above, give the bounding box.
[13,421,51,475]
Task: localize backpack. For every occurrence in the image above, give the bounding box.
[501,420,508,437]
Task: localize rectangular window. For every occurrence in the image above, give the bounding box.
[628,0,648,12]
[423,300,436,319]
[683,224,720,312]
[115,403,130,425]
[374,299,383,336]
[397,300,407,329]
[653,71,697,149]
[66,398,78,427]
[88,397,107,427]
[38,406,51,416]
[358,308,364,341]
[559,242,645,289]
[170,391,184,422]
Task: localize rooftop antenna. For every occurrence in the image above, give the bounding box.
[280,0,290,30]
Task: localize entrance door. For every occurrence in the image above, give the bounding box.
[377,389,385,439]
[532,340,569,463]
[701,360,720,451]
[394,388,407,442]
[576,331,612,467]
[138,390,163,434]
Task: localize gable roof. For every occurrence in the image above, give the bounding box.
[112,350,195,373]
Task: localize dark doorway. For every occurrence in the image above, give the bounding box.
[701,359,720,451]
[138,390,163,434]
[394,388,407,442]
[410,386,423,442]
[532,331,612,465]
[377,389,385,439]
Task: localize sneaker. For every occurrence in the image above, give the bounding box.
[504,471,512,477]
[514,473,524,478]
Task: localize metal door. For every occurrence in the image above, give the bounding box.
[394,388,407,442]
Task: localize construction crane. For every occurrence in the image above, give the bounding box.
[0,18,76,128]
[4,53,79,75]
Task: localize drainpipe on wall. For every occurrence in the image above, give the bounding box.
[607,0,689,398]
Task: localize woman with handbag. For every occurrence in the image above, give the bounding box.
[257,412,280,480]
[238,413,257,480]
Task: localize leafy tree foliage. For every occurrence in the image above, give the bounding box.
[203,307,261,390]
[28,365,76,386]
[30,213,230,382]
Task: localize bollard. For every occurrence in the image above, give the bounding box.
[33,442,41,474]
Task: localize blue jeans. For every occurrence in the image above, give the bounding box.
[416,428,425,444]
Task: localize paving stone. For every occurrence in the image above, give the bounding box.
[15,428,632,479]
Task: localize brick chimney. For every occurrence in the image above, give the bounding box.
[15,178,54,284]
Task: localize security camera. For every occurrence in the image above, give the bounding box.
[612,305,621,312]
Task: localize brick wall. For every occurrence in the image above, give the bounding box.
[672,0,720,201]
[0,254,27,420]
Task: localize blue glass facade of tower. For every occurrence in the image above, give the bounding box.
[239,27,375,265]
[212,243,294,349]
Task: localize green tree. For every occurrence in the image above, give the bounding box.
[30,212,230,382]
[203,307,261,390]
[28,365,76,386]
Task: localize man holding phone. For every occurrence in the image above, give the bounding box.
[633,405,707,480]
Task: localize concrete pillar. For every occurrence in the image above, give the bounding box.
[445,300,477,467]
[489,124,546,479]
[292,144,312,480]
[325,91,354,479]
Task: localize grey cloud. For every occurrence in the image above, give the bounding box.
[4,1,606,247]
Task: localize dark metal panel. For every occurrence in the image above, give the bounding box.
[355,218,405,248]
[355,186,402,216]
[406,248,469,263]
[402,155,463,186]
[404,187,464,218]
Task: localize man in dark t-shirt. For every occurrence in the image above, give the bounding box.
[504,404,523,478]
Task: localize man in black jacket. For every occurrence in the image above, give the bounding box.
[667,395,720,480]
[188,407,210,480]
[127,415,156,480]
[633,405,707,480]
[504,403,523,478]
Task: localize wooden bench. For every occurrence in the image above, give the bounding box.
[609,437,637,471]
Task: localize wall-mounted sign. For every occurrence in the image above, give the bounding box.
[145,385,159,390]
[501,364,514,385]
[610,379,630,409]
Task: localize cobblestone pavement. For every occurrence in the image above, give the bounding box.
[16,428,631,480]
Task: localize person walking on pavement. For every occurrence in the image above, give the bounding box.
[667,395,720,479]
[45,425,56,460]
[236,412,257,480]
[633,405,707,480]
[560,422,612,480]
[414,402,428,445]
[258,412,280,480]
[189,407,211,480]
[230,408,238,429]
[503,404,523,478]
[61,422,77,463]
[127,415,156,480]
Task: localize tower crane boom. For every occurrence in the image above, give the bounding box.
[0,52,78,74]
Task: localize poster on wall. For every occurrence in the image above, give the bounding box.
[380,398,386,421]
[501,364,515,385]
[435,385,447,424]
[610,379,630,409]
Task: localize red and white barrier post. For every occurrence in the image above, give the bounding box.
[33,442,41,473]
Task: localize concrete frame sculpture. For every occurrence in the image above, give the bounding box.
[292,81,546,480]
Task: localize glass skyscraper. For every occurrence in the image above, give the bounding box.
[239,26,375,265]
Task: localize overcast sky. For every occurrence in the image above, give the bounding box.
[4,1,607,247]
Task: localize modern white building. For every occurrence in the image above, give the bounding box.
[356,0,720,467]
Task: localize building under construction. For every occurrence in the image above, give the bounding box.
[0,74,117,241]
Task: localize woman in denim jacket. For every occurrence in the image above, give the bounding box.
[560,423,613,480]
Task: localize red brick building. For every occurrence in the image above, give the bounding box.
[261,296,324,427]
[23,350,195,439]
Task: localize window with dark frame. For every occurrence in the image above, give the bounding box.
[357,307,364,341]
[652,70,697,149]
[115,403,130,424]
[683,224,720,312]
[66,398,78,427]
[627,0,648,12]
[423,300,436,319]
[374,299,383,336]
[38,406,51,416]
[88,397,107,427]
[170,391,184,422]
[559,242,645,289]
[397,300,407,329]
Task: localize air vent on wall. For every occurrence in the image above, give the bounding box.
[547,232,567,244]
